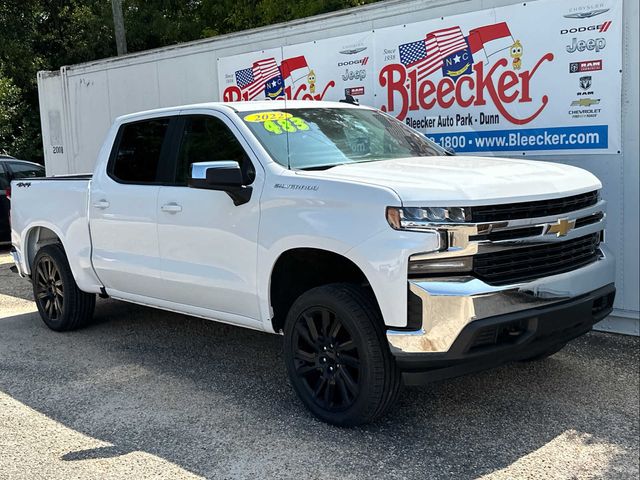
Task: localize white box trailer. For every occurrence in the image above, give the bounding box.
[36,0,639,334]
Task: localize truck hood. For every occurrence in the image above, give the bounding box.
[303,156,601,206]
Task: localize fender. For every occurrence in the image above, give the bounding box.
[22,222,103,294]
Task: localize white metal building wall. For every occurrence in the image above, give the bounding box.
[36,0,639,334]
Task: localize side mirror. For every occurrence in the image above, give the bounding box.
[188,161,252,206]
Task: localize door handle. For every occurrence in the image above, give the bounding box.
[161,202,182,213]
[92,200,110,209]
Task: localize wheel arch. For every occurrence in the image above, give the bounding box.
[23,224,66,272]
[268,247,383,333]
[19,221,102,294]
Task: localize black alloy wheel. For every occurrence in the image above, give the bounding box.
[34,255,64,321]
[284,283,401,426]
[292,306,362,411]
[32,244,96,331]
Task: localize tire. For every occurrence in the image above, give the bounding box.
[519,342,567,362]
[32,244,96,331]
[283,283,401,426]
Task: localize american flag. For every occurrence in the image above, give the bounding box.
[399,26,468,81]
[234,58,281,99]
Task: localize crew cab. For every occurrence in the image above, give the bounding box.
[10,101,615,426]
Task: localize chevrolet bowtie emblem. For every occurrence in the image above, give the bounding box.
[547,218,576,237]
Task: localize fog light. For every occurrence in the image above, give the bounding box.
[408,256,473,275]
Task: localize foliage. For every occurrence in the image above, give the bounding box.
[0,0,378,163]
[0,75,39,158]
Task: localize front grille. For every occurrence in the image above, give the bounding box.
[473,233,601,285]
[468,190,599,222]
[470,225,544,242]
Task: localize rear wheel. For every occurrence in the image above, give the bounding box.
[32,244,95,331]
[283,283,401,426]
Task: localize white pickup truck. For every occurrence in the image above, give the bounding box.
[10,100,615,426]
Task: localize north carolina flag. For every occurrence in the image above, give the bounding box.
[467,22,514,60]
[234,57,281,100]
[280,56,309,83]
[399,26,468,81]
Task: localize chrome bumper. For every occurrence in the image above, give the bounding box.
[387,246,615,354]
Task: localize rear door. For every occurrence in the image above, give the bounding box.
[155,111,263,321]
[90,117,175,298]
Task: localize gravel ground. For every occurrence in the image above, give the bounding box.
[0,249,638,479]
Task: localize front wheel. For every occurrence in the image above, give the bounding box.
[32,244,96,331]
[283,283,401,426]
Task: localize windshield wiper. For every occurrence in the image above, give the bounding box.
[298,164,341,171]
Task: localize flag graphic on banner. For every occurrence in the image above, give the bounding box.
[265,75,285,99]
[280,56,310,84]
[466,22,514,63]
[441,39,474,80]
[399,26,468,81]
[234,57,281,99]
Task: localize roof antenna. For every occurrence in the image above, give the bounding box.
[339,93,359,106]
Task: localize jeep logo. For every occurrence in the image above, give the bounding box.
[342,69,367,81]
[566,37,606,53]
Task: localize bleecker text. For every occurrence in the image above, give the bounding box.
[379,54,554,124]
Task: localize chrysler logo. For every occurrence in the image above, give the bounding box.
[547,218,576,237]
[563,8,610,19]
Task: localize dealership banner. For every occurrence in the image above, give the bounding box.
[217,0,622,155]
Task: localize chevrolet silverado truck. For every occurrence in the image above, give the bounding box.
[10,101,615,426]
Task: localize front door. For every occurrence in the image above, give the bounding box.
[155,112,263,322]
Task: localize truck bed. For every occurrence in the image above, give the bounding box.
[10,176,97,290]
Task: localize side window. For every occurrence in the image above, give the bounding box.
[7,162,45,179]
[0,164,9,189]
[110,118,170,184]
[175,115,255,186]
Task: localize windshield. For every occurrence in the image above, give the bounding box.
[239,107,446,170]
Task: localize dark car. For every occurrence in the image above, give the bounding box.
[0,156,46,242]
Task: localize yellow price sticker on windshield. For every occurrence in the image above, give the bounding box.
[263,117,310,135]
[244,111,292,123]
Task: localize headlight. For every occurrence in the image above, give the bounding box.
[386,206,468,230]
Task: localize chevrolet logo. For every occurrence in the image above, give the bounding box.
[571,98,600,107]
[547,218,576,237]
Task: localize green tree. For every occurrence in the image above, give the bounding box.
[0,0,378,163]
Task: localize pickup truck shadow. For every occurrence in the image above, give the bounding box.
[0,300,637,479]
[0,256,35,302]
